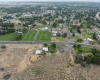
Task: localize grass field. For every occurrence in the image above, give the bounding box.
[21,30,37,41]
[36,30,51,42]
[74,46,92,54]
[0,33,16,41]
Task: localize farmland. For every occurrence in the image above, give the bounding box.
[21,29,37,41]
[36,30,51,42]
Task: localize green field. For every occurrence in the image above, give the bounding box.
[36,30,51,42]
[21,29,37,41]
[74,46,92,54]
[0,33,16,41]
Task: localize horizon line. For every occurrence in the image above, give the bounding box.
[0,1,100,2]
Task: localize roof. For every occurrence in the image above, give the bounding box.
[53,33,57,36]
[97,35,100,38]
[87,38,94,41]
[43,47,48,51]
[35,50,42,55]
[52,31,57,34]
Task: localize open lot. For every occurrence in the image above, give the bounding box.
[51,37,68,42]
[0,33,16,41]
[21,29,37,41]
[0,44,42,80]
[0,44,100,80]
[36,30,51,42]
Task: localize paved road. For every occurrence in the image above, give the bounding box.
[64,23,76,58]
[64,23,74,42]
[0,41,99,49]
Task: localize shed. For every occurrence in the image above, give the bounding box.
[43,47,48,51]
[35,50,42,55]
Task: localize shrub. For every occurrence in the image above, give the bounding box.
[81,62,87,67]
[1,45,6,49]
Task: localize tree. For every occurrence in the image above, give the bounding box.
[77,38,83,42]
[15,34,22,41]
[51,43,56,48]
[62,33,67,38]
[75,54,83,63]
[52,22,58,28]
[81,62,87,67]
[77,44,81,48]
[44,43,48,47]
[92,33,97,40]
[72,33,75,37]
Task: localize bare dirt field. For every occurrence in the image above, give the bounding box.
[0,44,100,80]
[0,44,42,80]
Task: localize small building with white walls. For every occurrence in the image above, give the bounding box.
[43,47,48,52]
[35,50,42,55]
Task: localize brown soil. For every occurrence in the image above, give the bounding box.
[0,44,100,80]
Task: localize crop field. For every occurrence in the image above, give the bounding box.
[36,30,51,42]
[21,30,37,41]
[0,33,16,41]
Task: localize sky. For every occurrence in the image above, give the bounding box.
[0,0,100,2]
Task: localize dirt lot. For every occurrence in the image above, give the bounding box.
[0,44,100,80]
[0,44,42,80]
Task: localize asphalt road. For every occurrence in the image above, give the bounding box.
[0,41,99,49]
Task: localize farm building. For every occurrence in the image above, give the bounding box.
[35,50,42,55]
[42,47,48,52]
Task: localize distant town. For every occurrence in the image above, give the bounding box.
[0,2,100,80]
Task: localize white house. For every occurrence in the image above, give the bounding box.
[35,50,42,55]
[97,35,100,41]
[87,38,94,42]
[43,47,48,51]
[41,27,49,30]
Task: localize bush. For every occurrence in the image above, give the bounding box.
[75,55,83,63]
[32,67,43,76]
[81,62,87,67]
[49,43,56,53]
[49,47,55,53]
[62,33,67,38]
[1,45,6,49]
[44,43,48,47]
[51,42,56,48]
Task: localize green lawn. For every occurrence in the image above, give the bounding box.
[73,36,79,42]
[21,29,37,41]
[74,47,92,54]
[0,33,16,41]
[36,30,51,42]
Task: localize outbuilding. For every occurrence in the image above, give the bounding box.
[35,50,42,55]
[42,47,48,52]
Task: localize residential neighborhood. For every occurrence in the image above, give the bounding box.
[0,1,100,80]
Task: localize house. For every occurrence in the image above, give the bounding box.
[87,38,94,42]
[72,19,79,25]
[35,50,42,55]
[97,34,100,42]
[53,33,57,37]
[52,31,57,37]
[42,47,48,51]
[28,25,32,29]
[41,27,49,30]
[18,32,23,35]
[44,27,48,30]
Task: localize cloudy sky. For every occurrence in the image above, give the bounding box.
[0,0,99,2]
